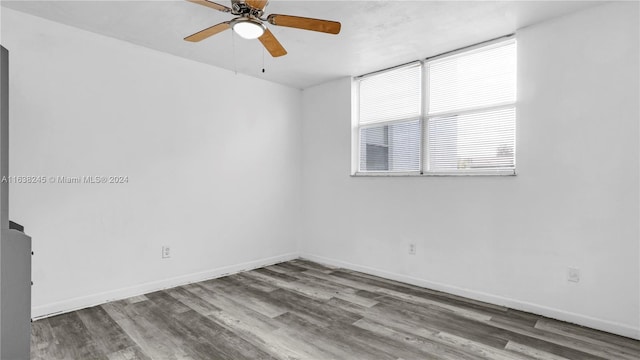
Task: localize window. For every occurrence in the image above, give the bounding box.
[357,63,422,172]
[353,37,516,175]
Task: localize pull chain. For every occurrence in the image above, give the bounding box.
[262,47,265,73]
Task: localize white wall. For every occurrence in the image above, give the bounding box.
[2,8,302,318]
[301,2,639,339]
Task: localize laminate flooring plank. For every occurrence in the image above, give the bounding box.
[190,285,330,360]
[199,276,288,318]
[330,270,478,306]
[267,324,358,360]
[48,311,108,360]
[501,309,541,328]
[201,310,306,360]
[354,288,388,300]
[434,332,538,360]
[165,286,222,316]
[288,271,380,308]
[338,298,493,360]
[178,283,312,360]
[106,346,152,360]
[139,292,261,360]
[377,297,570,360]
[354,318,518,360]
[145,290,192,314]
[535,318,640,355]
[333,269,510,313]
[328,296,500,358]
[370,301,509,350]
[490,310,540,329]
[488,317,635,360]
[332,320,455,360]
[374,288,493,322]
[325,296,373,316]
[330,269,460,295]
[332,270,540,328]
[267,287,363,327]
[126,295,148,304]
[295,269,388,304]
[263,264,290,274]
[232,280,404,355]
[272,262,310,273]
[76,305,141,356]
[330,292,544,359]
[357,301,543,360]
[488,327,606,359]
[102,300,195,360]
[233,272,280,292]
[306,268,468,314]
[242,268,338,301]
[376,298,605,360]
[301,267,391,294]
[184,284,278,333]
[352,318,476,360]
[254,267,301,282]
[31,318,66,360]
[170,306,279,360]
[504,341,569,360]
[182,283,279,334]
[274,311,397,360]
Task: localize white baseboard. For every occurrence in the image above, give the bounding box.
[32,252,299,320]
[301,253,640,340]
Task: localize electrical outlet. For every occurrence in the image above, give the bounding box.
[162,246,171,259]
[409,243,416,255]
[567,267,580,283]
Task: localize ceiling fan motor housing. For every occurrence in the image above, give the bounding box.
[231,0,265,18]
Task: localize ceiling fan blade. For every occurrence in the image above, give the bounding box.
[246,0,269,10]
[186,0,231,13]
[267,14,341,34]
[259,29,287,57]
[184,21,231,42]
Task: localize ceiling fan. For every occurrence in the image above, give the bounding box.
[184,0,341,57]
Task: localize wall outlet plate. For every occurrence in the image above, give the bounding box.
[162,246,171,259]
[409,243,416,255]
[567,267,580,282]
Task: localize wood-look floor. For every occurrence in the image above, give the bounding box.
[31,259,640,360]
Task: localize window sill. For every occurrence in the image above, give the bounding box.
[351,170,516,177]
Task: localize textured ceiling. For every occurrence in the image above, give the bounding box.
[1,0,604,88]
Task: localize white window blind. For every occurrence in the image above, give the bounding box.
[357,63,422,172]
[428,42,516,114]
[426,40,516,173]
[428,108,515,171]
[354,37,516,176]
[359,63,422,125]
[359,120,421,172]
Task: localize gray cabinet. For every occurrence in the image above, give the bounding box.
[1,45,32,360]
[1,229,31,360]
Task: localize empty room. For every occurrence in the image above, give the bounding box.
[0,0,638,359]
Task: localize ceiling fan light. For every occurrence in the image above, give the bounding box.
[232,19,265,39]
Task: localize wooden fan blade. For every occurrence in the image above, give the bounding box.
[246,0,269,10]
[186,0,231,13]
[259,29,287,57]
[267,14,341,34]
[184,22,231,42]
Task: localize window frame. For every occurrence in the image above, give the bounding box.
[353,62,423,175]
[352,35,517,177]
